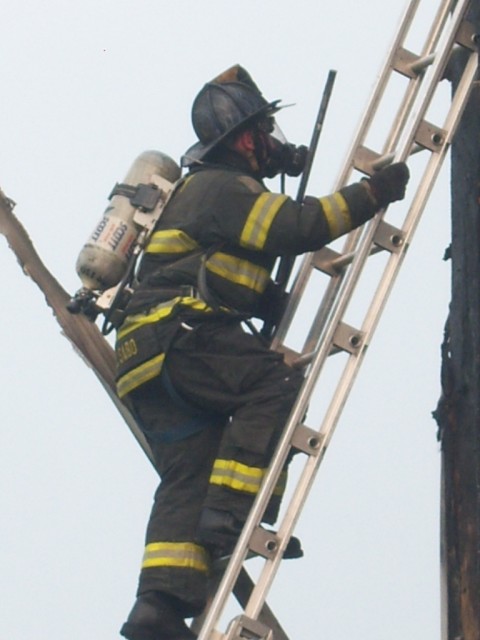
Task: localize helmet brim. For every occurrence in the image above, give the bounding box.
[182,99,282,167]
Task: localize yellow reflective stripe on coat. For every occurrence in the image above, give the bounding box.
[142,541,209,572]
[207,252,270,293]
[116,353,165,398]
[145,229,200,255]
[117,300,178,340]
[319,191,352,239]
[240,192,288,250]
[117,297,212,340]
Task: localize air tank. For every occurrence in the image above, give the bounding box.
[75,150,181,291]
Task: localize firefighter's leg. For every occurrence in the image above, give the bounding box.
[121,380,223,639]
[195,360,303,559]
[164,321,304,555]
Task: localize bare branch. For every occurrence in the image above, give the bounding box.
[0,186,154,465]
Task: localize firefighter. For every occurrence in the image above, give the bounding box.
[117,65,409,640]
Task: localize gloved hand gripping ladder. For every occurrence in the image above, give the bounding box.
[196,1,479,638]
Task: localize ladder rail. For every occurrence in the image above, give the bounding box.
[273,0,459,354]
[197,0,477,637]
[303,0,477,360]
[242,48,478,631]
[241,0,478,621]
[242,24,478,634]
[383,0,461,154]
[272,0,419,347]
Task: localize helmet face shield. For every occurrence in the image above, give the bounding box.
[270,121,288,145]
[256,116,287,143]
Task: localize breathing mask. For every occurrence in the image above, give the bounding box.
[255,117,308,179]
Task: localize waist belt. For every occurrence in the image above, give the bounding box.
[125,285,199,315]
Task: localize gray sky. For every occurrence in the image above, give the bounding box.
[1,1,451,638]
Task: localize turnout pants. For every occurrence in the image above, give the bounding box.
[129,319,304,617]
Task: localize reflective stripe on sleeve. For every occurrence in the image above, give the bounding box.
[240,193,288,250]
[319,191,352,239]
[145,229,200,255]
[142,541,209,572]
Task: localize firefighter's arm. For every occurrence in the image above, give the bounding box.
[212,163,409,255]
[259,162,409,254]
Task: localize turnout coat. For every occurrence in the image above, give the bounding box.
[115,156,378,398]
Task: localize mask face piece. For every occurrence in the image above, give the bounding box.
[254,117,308,179]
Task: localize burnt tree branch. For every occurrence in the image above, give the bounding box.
[0,187,154,465]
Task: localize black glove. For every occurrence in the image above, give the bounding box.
[367,162,410,208]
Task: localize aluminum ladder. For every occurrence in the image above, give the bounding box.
[196,0,479,638]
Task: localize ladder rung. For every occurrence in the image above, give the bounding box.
[394,47,435,77]
[456,19,479,50]
[284,319,366,369]
[373,220,405,253]
[312,246,342,276]
[333,321,364,355]
[327,246,383,271]
[249,528,281,560]
[230,571,291,640]
[292,343,354,367]
[291,350,315,369]
[393,47,421,78]
[354,133,444,173]
[291,423,324,455]
[409,52,436,75]
[371,152,396,171]
[354,146,398,174]
[314,234,397,277]
[225,615,273,640]
[415,119,447,151]
[353,145,381,175]
[276,344,301,367]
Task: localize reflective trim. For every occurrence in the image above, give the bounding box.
[117,297,212,340]
[145,229,200,255]
[178,174,195,193]
[116,353,165,398]
[117,300,178,340]
[319,192,352,239]
[210,460,288,497]
[142,541,209,572]
[207,252,270,293]
[210,459,264,494]
[240,192,288,250]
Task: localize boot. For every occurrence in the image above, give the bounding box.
[120,591,196,640]
[196,508,303,560]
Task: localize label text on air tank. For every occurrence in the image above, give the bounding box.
[89,216,137,259]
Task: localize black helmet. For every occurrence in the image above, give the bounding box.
[182,65,281,167]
